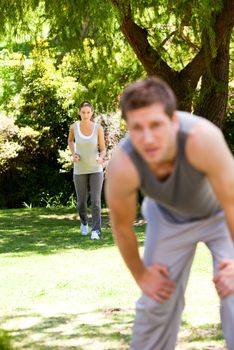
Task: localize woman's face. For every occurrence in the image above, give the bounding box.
[79,106,93,121]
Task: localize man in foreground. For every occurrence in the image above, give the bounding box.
[105,77,234,350]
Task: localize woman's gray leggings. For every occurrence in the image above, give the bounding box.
[73,172,104,232]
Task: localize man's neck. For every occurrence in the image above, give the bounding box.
[149,139,177,181]
[149,161,175,181]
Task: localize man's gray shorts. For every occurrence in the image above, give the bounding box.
[130,197,234,350]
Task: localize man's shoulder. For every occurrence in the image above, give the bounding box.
[109,143,135,170]
[177,111,221,140]
[177,111,205,132]
[187,117,222,142]
[185,117,224,172]
[119,134,132,152]
[107,144,140,189]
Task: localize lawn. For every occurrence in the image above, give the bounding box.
[0,207,226,349]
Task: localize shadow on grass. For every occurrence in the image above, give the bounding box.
[0,309,225,350]
[0,308,134,350]
[180,320,223,341]
[178,320,225,349]
[0,208,145,255]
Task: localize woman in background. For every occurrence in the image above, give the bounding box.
[68,101,106,240]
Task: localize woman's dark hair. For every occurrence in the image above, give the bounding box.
[79,101,93,110]
[120,77,177,119]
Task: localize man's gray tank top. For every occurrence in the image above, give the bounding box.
[120,111,221,223]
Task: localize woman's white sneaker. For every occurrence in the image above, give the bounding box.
[80,223,89,236]
[91,230,100,240]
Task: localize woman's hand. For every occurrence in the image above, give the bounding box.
[73,153,80,162]
[96,154,104,165]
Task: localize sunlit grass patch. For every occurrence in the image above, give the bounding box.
[0,207,225,349]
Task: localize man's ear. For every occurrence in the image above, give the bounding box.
[171,112,179,129]
[171,112,178,122]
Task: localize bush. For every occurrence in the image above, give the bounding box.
[0,330,14,350]
[0,38,142,208]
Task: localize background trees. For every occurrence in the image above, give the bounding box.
[112,0,234,127]
[1,0,233,126]
[0,40,131,207]
[0,0,233,208]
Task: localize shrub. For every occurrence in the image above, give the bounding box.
[0,330,14,350]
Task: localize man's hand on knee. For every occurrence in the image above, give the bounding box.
[136,264,176,303]
[213,259,234,298]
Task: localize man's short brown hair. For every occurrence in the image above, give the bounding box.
[120,77,177,120]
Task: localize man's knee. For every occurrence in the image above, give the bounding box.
[135,293,180,325]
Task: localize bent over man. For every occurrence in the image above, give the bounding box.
[105,77,234,350]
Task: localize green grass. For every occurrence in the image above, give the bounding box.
[0,207,226,349]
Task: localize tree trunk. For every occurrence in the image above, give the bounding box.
[112,0,234,123]
[194,28,232,129]
[170,77,194,112]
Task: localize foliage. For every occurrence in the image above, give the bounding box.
[57,147,73,173]
[124,0,222,69]
[222,30,234,148]
[95,111,127,158]
[0,36,141,208]
[59,36,145,112]
[0,2,233,208]
[0,330,14,350]
[0,1,232,116]
[0,127,76,208]
[223,85,234,152]
[38,191,76,208]
[0,112,39,173]
[0,0,223,64]
[14,43,83,149]
[0,54,76,208]
[0,0,227,70]
[0,49,25,111]
[0,113,21,170]
[0,43,78,208]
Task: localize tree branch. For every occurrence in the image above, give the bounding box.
[179,27,200,53]
[111,0,176,83]
[180,0,234,88]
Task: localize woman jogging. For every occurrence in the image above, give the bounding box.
[68,101,106,240]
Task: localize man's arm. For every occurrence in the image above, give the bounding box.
[186,122,234,297]
[186,120,234,240]
[105,146,175,303]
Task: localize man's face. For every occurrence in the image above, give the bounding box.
[126,103,178,165]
